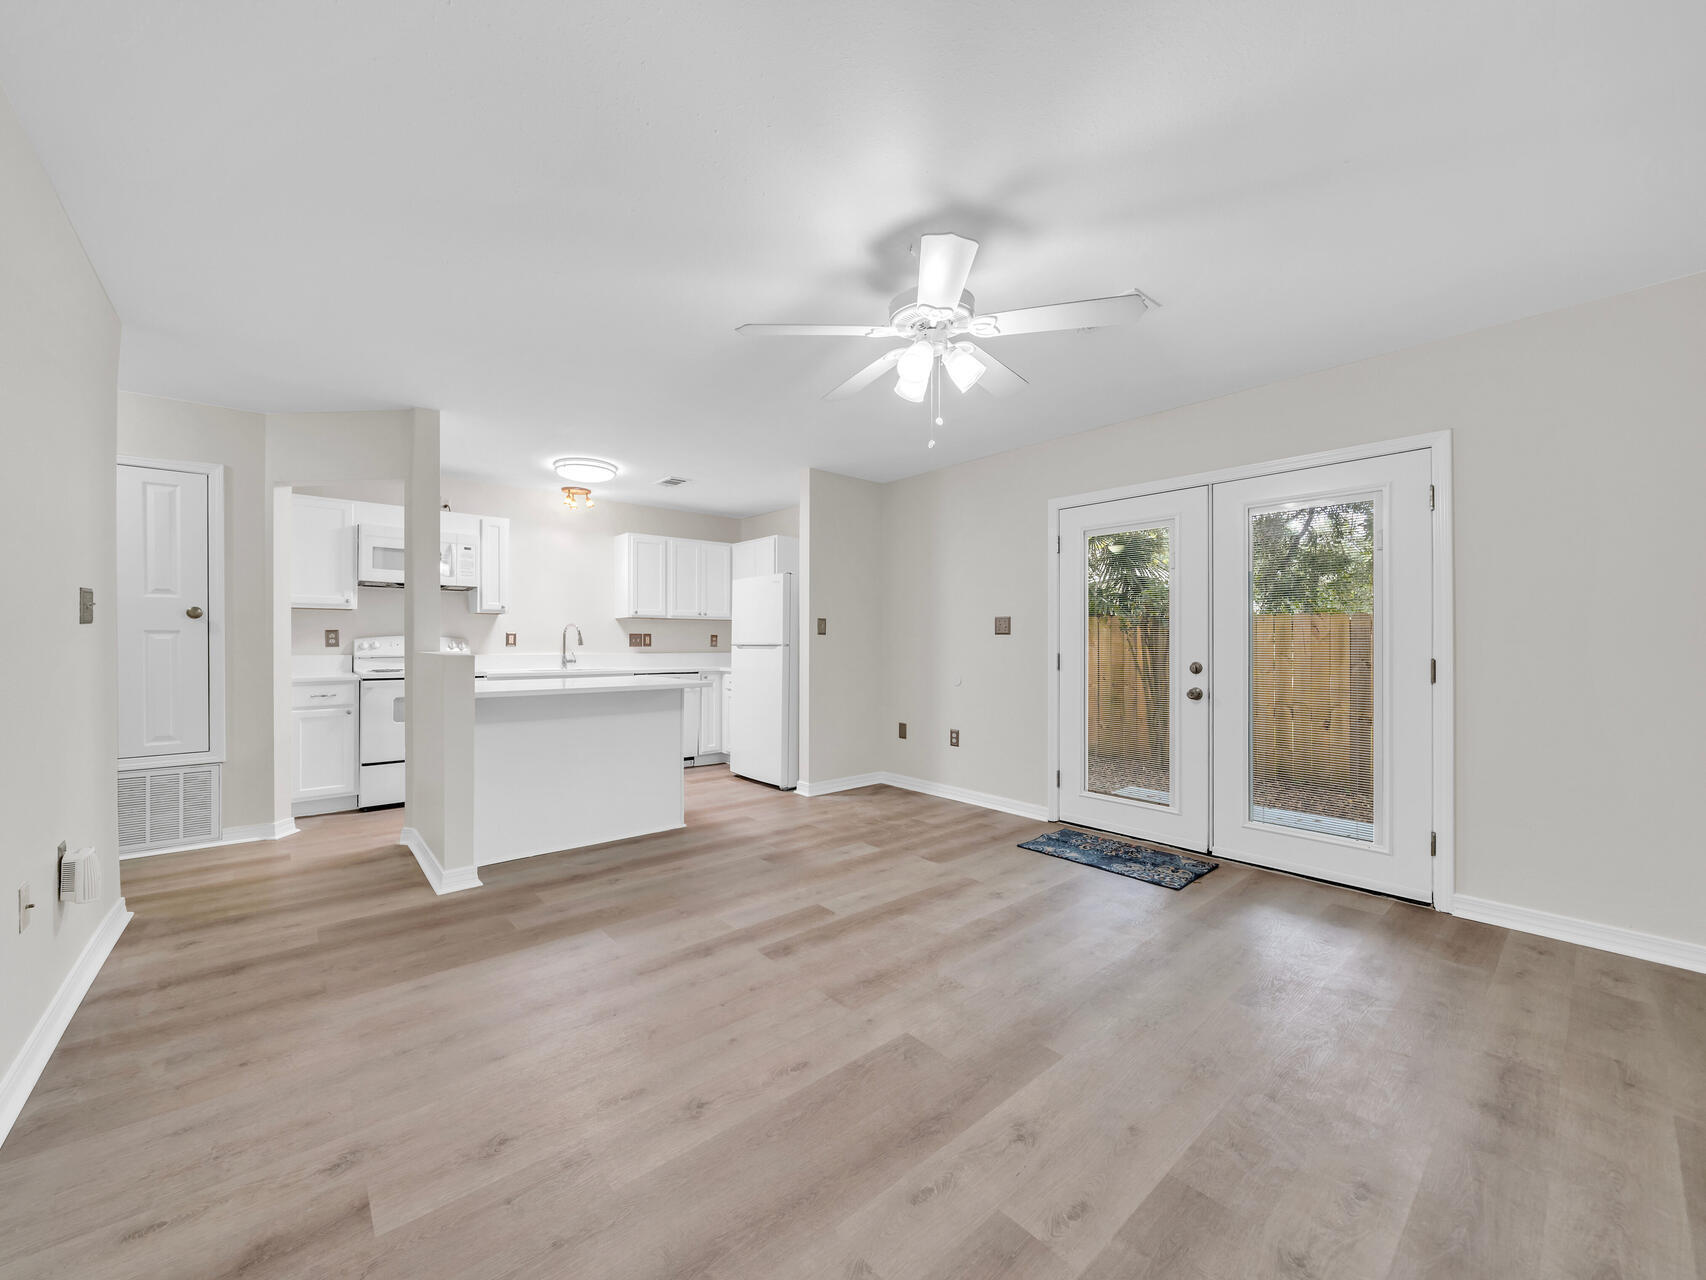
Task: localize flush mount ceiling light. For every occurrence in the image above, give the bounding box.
[561,486,594,509]
[552,457,619,484]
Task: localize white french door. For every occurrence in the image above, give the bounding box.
[1210,452,1434,899]
[1056,448,1436,901]
[1058,487,1211,851]
[117,464,211,760]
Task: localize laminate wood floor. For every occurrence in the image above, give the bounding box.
[3,767,1702,1279]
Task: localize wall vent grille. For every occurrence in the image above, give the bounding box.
[656,476,691,487]
[117,764,221,853]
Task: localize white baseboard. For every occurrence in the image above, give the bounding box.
[119,818,299,861]
[1452,895,1706,975]
[1,898,131,1148]
[400,826,482,895]
[798,771,1049,822]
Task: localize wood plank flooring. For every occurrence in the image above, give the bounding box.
[2,766,1701,1278]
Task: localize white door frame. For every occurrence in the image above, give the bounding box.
[117,456,227,770]
[1046,431,1456,911]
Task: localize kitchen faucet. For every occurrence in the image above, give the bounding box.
[562,623,584,667]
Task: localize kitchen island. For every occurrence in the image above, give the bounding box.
[473,673,710,867]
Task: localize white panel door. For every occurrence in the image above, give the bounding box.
[703,543,733,619]
[1059,487,1210,851]
[118,464,211,759]
[668,539,706,617]
[1210,451,1434,900]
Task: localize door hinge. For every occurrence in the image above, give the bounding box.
[1056,535,1061,553]
[1056,770,1061,787]
[1429,484,1436,511]
[1430,831,1437,857]
[1430,658,1437,684]
[1057,653,1061,670]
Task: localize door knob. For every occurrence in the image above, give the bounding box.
[1189,661,1204,675]
[1186,687,1204,701]
[185,606,205,619]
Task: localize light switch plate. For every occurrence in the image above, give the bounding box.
[994,616,1011,635]
[898,722,907,739]
[78,587,94,624]
[505,633,517,647]
[642,634,652,647]
[710,634,718,647]
[949,729,960,747]
[817,618,827,636]
[629,633,643,647]
[324,629,339,648]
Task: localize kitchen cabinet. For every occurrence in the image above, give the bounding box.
[702,543,732,619]
[291,494,358,609]
[614,533,670,617]
[681,683,702,757]
[733,534,799,579]
[667,540,706,618]
[615,534,732,619]
[722,672,734,754]
[291,682,358,801]
[474,515,510,614]
[698,672,725,755]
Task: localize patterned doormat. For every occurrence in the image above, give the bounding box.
[1019,828,1218,890]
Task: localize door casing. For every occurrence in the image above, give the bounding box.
[1046,432,1456,911]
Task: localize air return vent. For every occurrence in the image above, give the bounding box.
[656,476,691,488]
[117,764,221,854]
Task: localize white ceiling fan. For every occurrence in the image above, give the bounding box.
[737,233,1156,405]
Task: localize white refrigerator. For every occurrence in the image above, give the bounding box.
[730,572,798,789]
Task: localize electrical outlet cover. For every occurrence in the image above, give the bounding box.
[949,729,960,747]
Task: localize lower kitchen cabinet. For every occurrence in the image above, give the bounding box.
[292,682,358,802]
[698,672,724,755]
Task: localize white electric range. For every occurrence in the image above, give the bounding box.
[352,635,475,808]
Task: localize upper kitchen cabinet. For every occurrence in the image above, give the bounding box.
[291,494,357,609]
[614,534,732,619]
[732,534,799,579]
[473,515,511,615]
[667,539,705,617]
[614,532,670,617]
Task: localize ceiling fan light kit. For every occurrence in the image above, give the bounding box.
[739,231,1156,443]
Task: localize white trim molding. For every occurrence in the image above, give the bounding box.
[1,899,132,1148]
[1452,896,1706,975]
[800,772,1049,822]
[401,827,482,895]
[118,818,299,861]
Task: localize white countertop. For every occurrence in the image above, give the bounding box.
[475,673,712,699]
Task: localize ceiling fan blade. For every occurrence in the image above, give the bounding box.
[961,342,1027,396]
[737,323,900,337]
[823,347,905,400]
[916,233,979,309]
[969,291,1155,337]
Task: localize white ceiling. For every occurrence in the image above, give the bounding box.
[3,2,1703,516]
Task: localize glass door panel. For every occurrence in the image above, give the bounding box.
[1059,488,1209,852]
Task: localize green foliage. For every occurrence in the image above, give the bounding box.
[1250,501,1374,614]
[1087,528,1170,621]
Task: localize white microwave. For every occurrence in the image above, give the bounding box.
[358,525,406,586]
[357,524,478,591]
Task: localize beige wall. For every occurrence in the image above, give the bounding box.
[848,272,1706,948]
[739,505,799,541]
[116,394,274,828]
[291,475,742,655]
[0,87,124,1105]
[800,471,886,785]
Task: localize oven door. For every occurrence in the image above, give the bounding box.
[358,525,407,586]
[359,679,407,764]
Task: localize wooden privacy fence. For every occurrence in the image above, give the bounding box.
[1087,613,1374,793]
